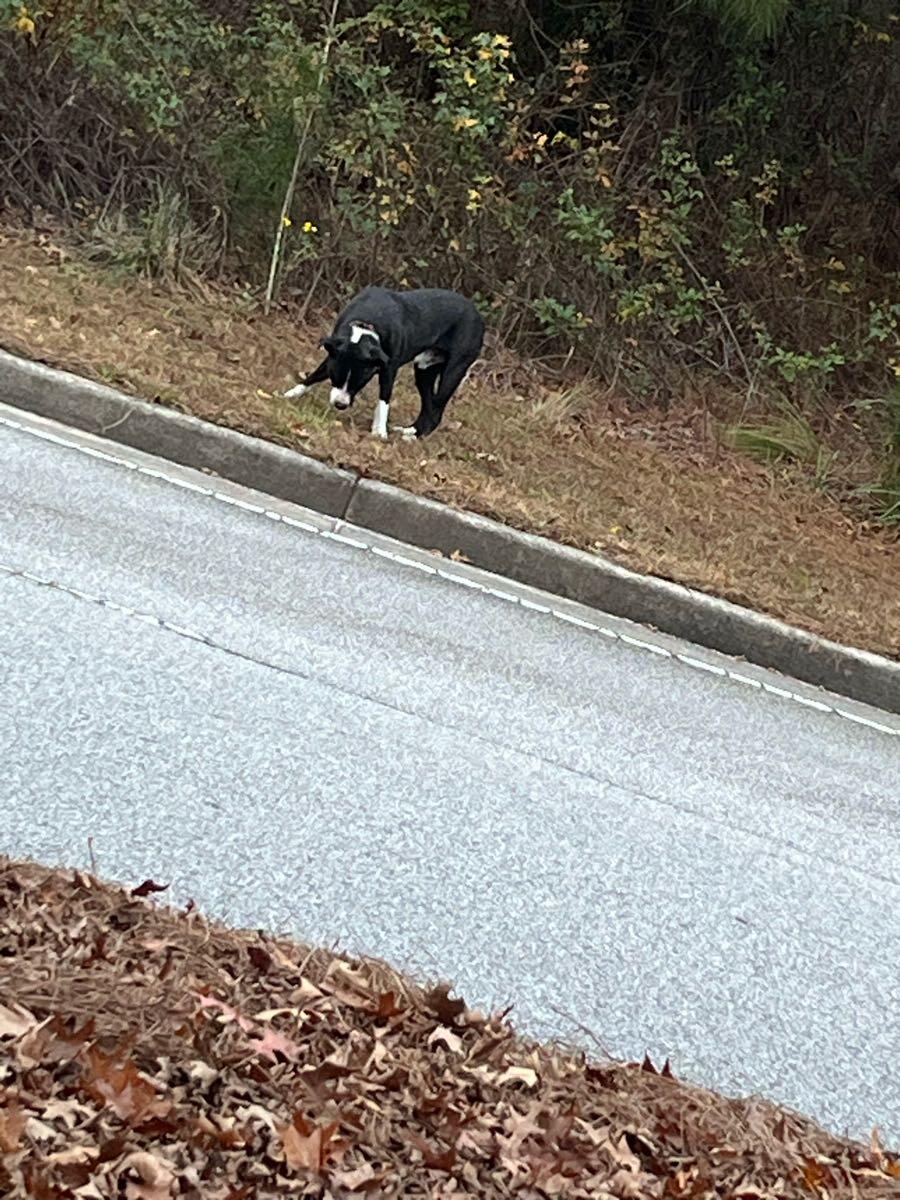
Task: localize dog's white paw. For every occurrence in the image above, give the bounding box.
[284,383,307,399]
[372,429,388,441]
[392,425,418,441]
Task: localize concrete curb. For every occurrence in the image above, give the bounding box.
[2,347,898,714]
[0,350,356,517]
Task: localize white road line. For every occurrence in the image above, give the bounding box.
[553,612,600,631]
[727,672,762,689]
[677,654,727,676]
[323,530,369,550]
[620,634,671,657]
[835,708,898,733]
[519,598,551,613]
[1,408,897,739]
[280,515,321,533]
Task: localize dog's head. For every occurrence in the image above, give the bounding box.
[320,333,388,410]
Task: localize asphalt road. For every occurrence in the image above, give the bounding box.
[1,405,899,1144]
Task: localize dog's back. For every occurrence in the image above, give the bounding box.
[341,288,481,364]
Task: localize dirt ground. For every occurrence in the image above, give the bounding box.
[2,856,898,1198]
[1,223,897,659]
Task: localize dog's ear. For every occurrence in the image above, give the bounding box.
[320,335,344,356]
[360,340,389,367]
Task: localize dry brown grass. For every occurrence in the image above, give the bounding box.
[2,856,899,1198]
[1,222,897,659]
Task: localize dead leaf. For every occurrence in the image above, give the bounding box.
[250,1024,302,1062]
[425,984,466,1026]
[870,1127,885,1163]
[17,1015,94,1068]
[802,1159,827,1193]
[21,1168,63,1200]
[120,1150,176,1200]
[46,1145,100,1166]
[495,1065,538,1088]
[0,1103,28,1152]
[247,944,272,973]
[428,1026,464,1055]
[331,1163,385,1191]
[373,990,403,1019]
[607,1167,647,1197]
[131,878,169,898]
[195,993,255,1033]
[41,1098,93,1128]
[80,1045,172,1125]
[0,1001,38,1039]
[278,1113,343,1174]
[409,1133,457,1172]
[608,1133,642,1173]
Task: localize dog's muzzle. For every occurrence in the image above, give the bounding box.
[330,386,351,411]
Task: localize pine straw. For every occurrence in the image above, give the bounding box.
[0,222,897,661]
[1,859,898,1200]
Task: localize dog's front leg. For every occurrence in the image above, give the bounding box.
[371,366,396,440]
[285,357,328,399]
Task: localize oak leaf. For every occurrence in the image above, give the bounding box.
[81,1046,172,1125]
[425,984,466,1026]
[278,1113,343,1173]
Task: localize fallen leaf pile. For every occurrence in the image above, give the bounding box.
[1,858,897,1198]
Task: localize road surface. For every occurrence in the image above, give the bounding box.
[1,403,898,1143]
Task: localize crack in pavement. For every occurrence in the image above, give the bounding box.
[4,559,899,894]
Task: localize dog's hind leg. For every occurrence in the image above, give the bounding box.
[394,358,442,440]
[408,356,473,438]
[285,356,328,398]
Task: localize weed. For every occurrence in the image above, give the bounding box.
[270,393,335,440]
[853,389,900,523]
[529,383,594,426]
[725,400,838,489]
[725,401,820,464]
[80,187,222,288]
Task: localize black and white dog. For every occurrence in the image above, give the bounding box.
[285,286,484,439]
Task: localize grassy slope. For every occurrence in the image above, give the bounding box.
[1,223,897,659]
